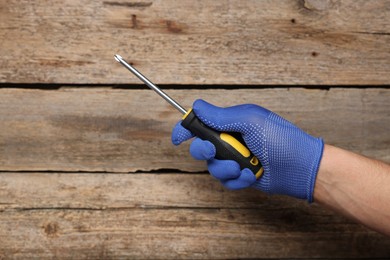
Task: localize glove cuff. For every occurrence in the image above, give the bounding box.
[307,138,324,203]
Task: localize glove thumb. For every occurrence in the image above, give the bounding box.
[192,99,271,133]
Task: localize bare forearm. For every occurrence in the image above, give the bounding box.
[314,144,390,236]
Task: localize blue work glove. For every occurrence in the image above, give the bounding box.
[171,99,324,202]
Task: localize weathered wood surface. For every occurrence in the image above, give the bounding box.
[0,173,389,259]
[0,0,389,258]
[0,88,388,172]
[0,0,389,85]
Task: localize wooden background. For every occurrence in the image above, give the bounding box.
[0,0,389,258]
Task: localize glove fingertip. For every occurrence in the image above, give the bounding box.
[221,180,242,190]
[190,138,216,160]
[241,168,257,185]
[171,121,194,145]
[222,168,257,190]
[208,159,240,180]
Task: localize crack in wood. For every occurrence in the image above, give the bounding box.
[352,31,390,36]
[6,206,263,211]
[37,59,94,68]
[0,84,388,90]
[103,1,153,8]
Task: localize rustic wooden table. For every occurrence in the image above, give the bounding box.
[0,0,389,258]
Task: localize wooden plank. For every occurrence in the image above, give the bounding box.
[0,173,269,210]
[0,0,389,85]
[0,88,388,172]
[0,173,389,259]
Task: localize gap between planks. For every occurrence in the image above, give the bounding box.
[0,83,390,90]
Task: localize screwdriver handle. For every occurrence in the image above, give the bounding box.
[181,109,263,179]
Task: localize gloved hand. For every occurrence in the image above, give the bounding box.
[172,99,324,202]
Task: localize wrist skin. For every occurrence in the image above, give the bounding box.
[313,144,390,236]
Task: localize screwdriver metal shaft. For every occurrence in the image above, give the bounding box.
[114,54,187,115]
[114,54,264,179]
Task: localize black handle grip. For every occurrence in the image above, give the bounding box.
[181,110,263,179]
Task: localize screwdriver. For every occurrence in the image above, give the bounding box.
[114,54,264,179]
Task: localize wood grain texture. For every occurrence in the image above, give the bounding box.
[1,1,389,258]
[1,173,389,259]
[0,88,388,172]
[0,0,389,85]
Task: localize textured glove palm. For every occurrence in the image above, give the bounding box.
[172,99,324,202]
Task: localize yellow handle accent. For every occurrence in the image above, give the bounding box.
[255,167,264,179]
[182,108,193,120]
[250,156,259,166]
[220,133,263,179]
[220,133,250,157]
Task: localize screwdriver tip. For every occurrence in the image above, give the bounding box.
[114,54,123,63]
